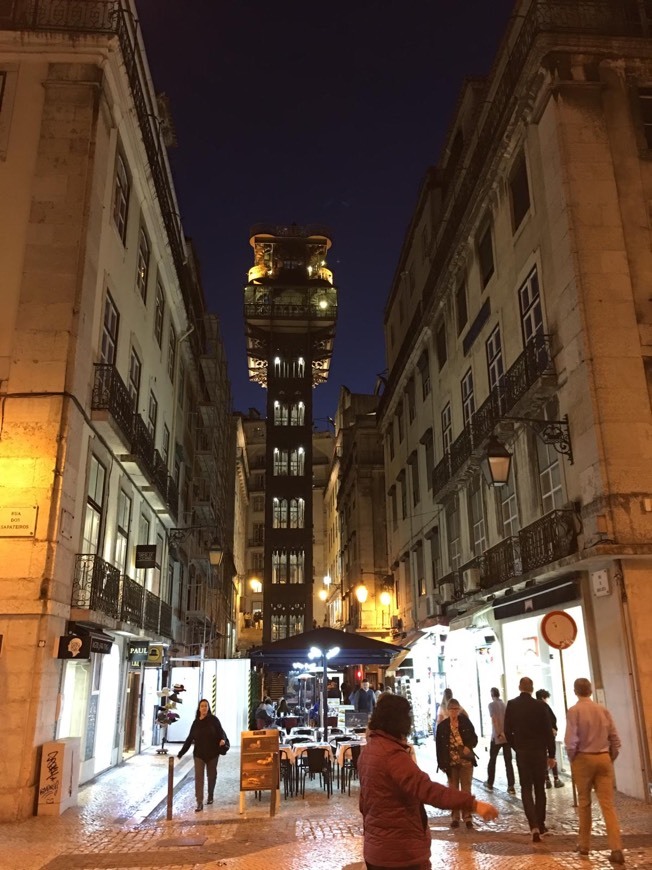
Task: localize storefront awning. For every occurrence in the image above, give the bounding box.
[386,647,412,674]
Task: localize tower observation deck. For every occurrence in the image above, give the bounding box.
[243,224,338,643]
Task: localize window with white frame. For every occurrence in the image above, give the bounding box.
[82,456,106,554]
[165,326,176,382]
[501,475,520,538]
[537,436,564,514]
[290,402,305,426]
[468,477,486,556]
[252,495,264,513]
[115,489,131,573]
[446,497,461,571]
[441,403,452,454]
[136,513,150,585]
[461,368,475,427]
[486,325,504,392]
[154,283,165,347]
[112,152,130,242]
[274,401,289,425]
[273,498,288,528]
[519,266,544,347]
[253,523,264,545]
[252,551,264,572]
[152,533,164,596]
[136,226,150,303]
[100,293,119,365]
[161,424,170,466]
[128,348,141,409]
[147,391,158,440]
[289,448,305,476]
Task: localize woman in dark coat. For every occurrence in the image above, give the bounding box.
[358,693,497,869]
[435,698,478,829]
[178,698,228,812]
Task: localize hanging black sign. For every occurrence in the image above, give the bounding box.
[135,544,157,569]
[128,641,150,662]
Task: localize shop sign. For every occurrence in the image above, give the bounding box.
[240,730,279,792]
[135,544,157,569]
[128,641,150,663]
[145,645,164,666]
[57,635,91,660]
[0,506,38,537]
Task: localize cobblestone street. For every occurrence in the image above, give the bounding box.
[1,741,651,869]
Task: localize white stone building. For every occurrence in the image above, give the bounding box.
[379,0,652,799]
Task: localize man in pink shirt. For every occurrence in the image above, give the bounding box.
[564,677,623,865]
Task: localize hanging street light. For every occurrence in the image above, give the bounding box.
[481,436,513,488]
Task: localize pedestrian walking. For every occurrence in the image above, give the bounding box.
[353,678,376,715]
[359,693,498,869]
[435,699,479,829]
[485,687,516,794]
[536,688,565,788]
[564,677,624,865]
[504,676,556,843]
[177,698,229,812]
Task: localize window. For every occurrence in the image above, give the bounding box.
[289,498,305,528]
[396,402,404,442]
[136,227,150,303]
[289,550,304,584]
[468,477,486,556]
[389,485,398,529]
[429,528,442,585]
[273,498,288,528]
[289,402,305,426]
[501,475,520,538]
[289,448,305,476]
[415,542,426,596]
[519,266,543,347]
[292,357,306,378]
[112,152,130,242]
[387,427,395,461]
[446,498,461,571]
[161,424,170,466]
[271,550,305,584]
[115,490,131,572]
[252,495,264,513]
[82,456,106,553]
[398,470,407,520]
[477,222,495,288]
[177,362,185,409]
[136,513,150,585]
[421,428,434,491]
[128,348,141,409]
[253,523,265,545]
[167,324,176,382]
[537,405,564,514]
[456,280,468,335]
[639,87,652,148]
[154,283,165,346]
[100,293,119,365]
[147,391,158,439]
[271,614,287,641]
[406,378,416,423]
[510,154,531,230]
[461,368,475,426]
[409,451,420,506]
[441,403,452,454]
[274,402,289,426]
[252,473,265,490]
[486,325,504,392]
[252,552,264,572]
[418,351,430,400]
[435,321,447,370]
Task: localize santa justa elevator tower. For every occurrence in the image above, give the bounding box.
[244,224,338,643]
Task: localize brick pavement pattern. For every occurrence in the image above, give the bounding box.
[1,742,651,869]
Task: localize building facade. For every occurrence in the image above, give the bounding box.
[243,225,338,643]
[379,0,652,799]
[0,2,234,820]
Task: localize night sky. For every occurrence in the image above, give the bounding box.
[135,1,515,420]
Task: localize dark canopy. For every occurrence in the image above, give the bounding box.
[249,626,406,669]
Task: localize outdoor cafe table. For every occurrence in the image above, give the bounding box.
[289,742,333,793]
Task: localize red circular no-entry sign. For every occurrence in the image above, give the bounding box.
[541,610,577,650]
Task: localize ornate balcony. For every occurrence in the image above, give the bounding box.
[481,537,522,590]
[120,574,144,626]
[501,334,555,416]
[71,554,121,620]
[160,601,173,639]
[144,589,161,634]
[519,509,578,573]
[90,364,133,451]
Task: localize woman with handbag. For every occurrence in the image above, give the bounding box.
[435,698,479,829]
[178,698,229,812]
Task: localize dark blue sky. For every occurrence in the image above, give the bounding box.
[135,1,514,419]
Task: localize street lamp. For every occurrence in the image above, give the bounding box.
[308,645,340,741]
[318,588,327,601]
[250,577,262,593]
[355,584,368,603]
[481,436,513,488]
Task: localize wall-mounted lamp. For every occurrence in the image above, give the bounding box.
[355,584,368,604]
[250,577,263,593]
[482,415,573,488]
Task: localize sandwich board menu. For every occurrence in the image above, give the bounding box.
[239,729,279,816]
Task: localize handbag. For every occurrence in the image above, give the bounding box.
[218,735,230,756]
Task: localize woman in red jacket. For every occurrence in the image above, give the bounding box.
[358,693,497,870]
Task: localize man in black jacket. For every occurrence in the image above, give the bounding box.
[504,676,556,843]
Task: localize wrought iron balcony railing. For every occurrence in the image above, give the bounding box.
[120,573,144,625]
[144,589,161,634]
[131,414,156,479]
[519,508,578,573]
[449,426,473,478]
[159,600,173,639]
[244,302,337,321]
[481,536,522,589]
[72,554,121,619]
[91,363,133,443]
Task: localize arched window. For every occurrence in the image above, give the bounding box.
[273,449,288,476]
[272,550,287,584]
[289,402,305,426]
[289,498,305,528]
[274,402,289,425]
[289,448,305,476]
[289,550,305,584]
[273,498,288,528]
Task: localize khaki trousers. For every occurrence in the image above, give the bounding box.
[447,764,473,821]
[571,752,622,851]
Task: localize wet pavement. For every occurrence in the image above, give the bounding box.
[1,738,651,869]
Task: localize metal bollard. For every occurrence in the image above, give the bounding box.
[167,755,174,820]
